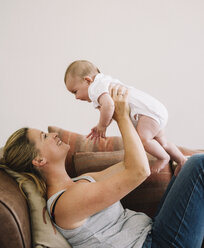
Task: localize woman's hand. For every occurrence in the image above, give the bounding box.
[109,84,129,122]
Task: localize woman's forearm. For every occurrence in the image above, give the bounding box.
[110,85,150,180]
[117,116,150,177]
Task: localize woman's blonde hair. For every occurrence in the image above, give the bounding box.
[64,60,100,83]
[0,128,46,197]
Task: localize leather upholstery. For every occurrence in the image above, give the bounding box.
[0,170,31,248]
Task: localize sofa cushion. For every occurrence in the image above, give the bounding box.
[74,150,124,175]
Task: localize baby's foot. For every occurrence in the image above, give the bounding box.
[150,159,169,174]
[173,156,190,176]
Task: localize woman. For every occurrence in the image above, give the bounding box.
[0,86,203,248]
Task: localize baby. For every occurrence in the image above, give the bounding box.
[64,60,186,169]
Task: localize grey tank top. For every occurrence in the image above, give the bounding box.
[47,175,152,248]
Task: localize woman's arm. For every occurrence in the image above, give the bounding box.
[55,86,150,229]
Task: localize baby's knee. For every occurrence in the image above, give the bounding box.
[160,153,170,161]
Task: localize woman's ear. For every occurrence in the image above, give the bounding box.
[32,156,47,167]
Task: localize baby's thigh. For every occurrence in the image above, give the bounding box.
[135,115,161,140]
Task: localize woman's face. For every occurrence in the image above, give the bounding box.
[28,128,70,164]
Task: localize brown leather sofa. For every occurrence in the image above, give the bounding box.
[0,128,203,248]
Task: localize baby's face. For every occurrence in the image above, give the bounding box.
[65,75,91,102]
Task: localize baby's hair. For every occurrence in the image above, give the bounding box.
[64,60,100,83]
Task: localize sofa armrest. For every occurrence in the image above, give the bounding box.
[0,170,31,248]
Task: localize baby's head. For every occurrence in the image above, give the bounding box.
[64,60,100,102]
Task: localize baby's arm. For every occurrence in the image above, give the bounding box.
[87,93,114,141]
[98,93,114,130]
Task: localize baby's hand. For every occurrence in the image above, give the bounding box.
[96,124,107,138]
[87,125,106,143]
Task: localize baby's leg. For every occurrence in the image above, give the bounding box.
[155,129,187,167]
[136,115,170,161]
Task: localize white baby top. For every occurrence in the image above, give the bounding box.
[88,73,168,128]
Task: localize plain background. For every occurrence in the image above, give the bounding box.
[0,0,203,149]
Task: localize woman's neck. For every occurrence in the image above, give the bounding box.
[45,162,73,198]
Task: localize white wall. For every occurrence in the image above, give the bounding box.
[0,0,203,149]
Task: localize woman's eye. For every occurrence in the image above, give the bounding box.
[44,134,47,139]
